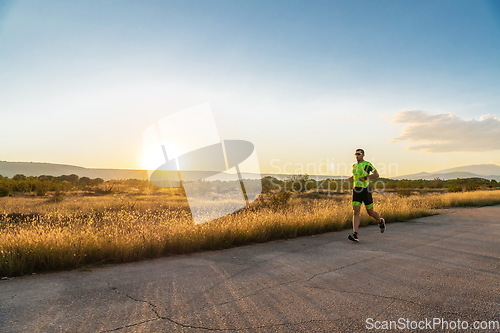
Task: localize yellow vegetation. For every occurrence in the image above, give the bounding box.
[1,190,499,276]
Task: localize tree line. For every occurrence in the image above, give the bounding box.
[1,173,498,198]
[0,174,104,197]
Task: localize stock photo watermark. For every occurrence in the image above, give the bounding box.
[264,176,389,193]
[266,158,400,194]
[270,157,399,178]
[365,317,499,330]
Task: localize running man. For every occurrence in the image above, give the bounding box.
[344,149,385,242]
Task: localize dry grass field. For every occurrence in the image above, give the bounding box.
[1,189,500,277]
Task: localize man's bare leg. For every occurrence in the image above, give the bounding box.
[367,207,385,233]
[352,205,361,233]
[366,208,381,222]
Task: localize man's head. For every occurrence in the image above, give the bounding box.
[355,148,365,162]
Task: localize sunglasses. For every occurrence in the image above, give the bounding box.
[355,153,362,155]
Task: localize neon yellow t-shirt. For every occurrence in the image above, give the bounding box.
[352,161,376,188]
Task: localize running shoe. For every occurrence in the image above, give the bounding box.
[348,232,359,242]
[379,218,386,233]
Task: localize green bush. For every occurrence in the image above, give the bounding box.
[0,185,11,197]
[263,191,292,208]
[464,183,479,192]
[35,181,49,196]
[447,184,463,193]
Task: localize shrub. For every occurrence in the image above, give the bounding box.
[47,191,65,203]
[447,185,463,193]
[0,185,11,197]
[35,181,49,196]
[261,191,292,208]
[93,184,114,195]
[464,183,479,192]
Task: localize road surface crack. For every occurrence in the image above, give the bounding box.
[304,255,381,282]
[103,285,239,331]
[102,285,336,332]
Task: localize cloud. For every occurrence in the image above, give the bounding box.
[391,110,500,153]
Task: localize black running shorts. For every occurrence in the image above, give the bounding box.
[352,186,374,209]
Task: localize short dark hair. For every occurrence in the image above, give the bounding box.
[356,148,365,154]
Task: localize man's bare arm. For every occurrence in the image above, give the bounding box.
[360,170,379,181]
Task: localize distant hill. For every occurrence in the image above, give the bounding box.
[434,164,500,176]
[0,161,147,181]
[394,164,500,181]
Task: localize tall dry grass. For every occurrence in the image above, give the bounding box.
[1,190,499,277]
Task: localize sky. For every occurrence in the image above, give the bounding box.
[1,0,499,177]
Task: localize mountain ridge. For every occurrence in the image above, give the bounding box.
[0,161,147,181]
[394,164,500,181]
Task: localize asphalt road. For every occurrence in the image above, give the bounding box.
[1,206,499,332]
